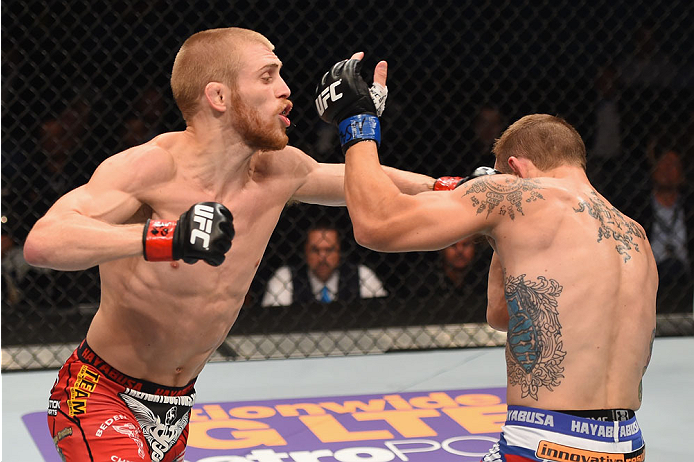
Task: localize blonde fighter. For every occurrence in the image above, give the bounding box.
[26,28,441,462]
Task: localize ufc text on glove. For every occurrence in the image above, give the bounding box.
[314,58,387,152]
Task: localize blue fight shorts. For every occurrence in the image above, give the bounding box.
[482,406,645,462]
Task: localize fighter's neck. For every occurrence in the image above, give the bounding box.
[175,126,257,189]
[530,165,588,181]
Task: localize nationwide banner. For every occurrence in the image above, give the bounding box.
[25,386,507,461]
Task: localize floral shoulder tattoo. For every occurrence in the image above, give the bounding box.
[573,191,645,262]
[461,176,545,220]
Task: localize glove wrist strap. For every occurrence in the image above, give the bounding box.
[338,115,381,153]
[143,219,178,261]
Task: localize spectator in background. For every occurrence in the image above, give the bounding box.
[469,105,507,167]
[16,96,103,310]
[119,117,151,149]
[23,96,96,221]
[586,65,624,197]
[1,215,55,309]
[262,220,387,306]
[1,224,27,306]
[636,147,693,312]
[617,20,680,90]
[133,87,168,139]
[118,87,169,150]
[408,236,491,322]
[441,104,507,178]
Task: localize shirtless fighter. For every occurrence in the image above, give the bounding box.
[315,57,658,461]
[24,28,442,462]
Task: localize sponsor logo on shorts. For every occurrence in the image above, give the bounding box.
[52,427,73,462]
[536,440,645,462]
[79,345,145,390]
[111,422,147,459]
[86,408,147,459]
[507,409,555,427]
[120,388,192,462]
[95,414,130,437]
[48,399,60,416]
[67,365,100,416]
[110,456,137,462]
[570,419,639,438]
[482,442,502,461]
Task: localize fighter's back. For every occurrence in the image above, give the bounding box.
[489,176,657,411]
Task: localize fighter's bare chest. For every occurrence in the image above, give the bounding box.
[142,180,287,222]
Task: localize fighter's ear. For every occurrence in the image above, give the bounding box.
[204,82,228,113]
[508,156,533,178]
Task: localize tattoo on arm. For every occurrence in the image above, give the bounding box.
[573,191,645,262]
[462,176,544,219]
[505,273,566,400]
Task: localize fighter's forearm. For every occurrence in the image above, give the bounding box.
[382,165,436,195]
[24,213,144,271]
[345,141,405,247]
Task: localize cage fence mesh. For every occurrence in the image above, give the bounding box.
[2,0,693,371]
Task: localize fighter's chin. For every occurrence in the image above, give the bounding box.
[248,130,289,152]
[258,134,289,152]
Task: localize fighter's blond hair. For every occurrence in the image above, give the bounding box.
[171,27,275,122]
[492,114,587,172]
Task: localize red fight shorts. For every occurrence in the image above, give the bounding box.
[47,340,196,462]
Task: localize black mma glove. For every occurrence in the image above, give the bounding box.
[315,58,387,153]
[433,167,501,190]
[143,202,234,267]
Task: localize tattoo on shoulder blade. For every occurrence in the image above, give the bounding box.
[505,274,566,401]
[461,176,544,220]
[573,191,645,262]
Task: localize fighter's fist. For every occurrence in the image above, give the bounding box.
[434,176,465,191]
[143,202,234,267]
[315,56,388,152]
[463,166,501,183]
[433,167,501,191]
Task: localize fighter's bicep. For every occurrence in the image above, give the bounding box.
[44,183,142,225]
[361,190,492,252]
[45,158,145,224]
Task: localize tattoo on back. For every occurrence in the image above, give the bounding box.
[462,176,544,219]
[505,274,566,401]
[573,192,645,262]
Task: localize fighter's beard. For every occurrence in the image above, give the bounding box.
[231,92,289,151]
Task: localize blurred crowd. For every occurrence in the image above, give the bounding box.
[2,12,692,330]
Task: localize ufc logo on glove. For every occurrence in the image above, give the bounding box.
[143,201,234,266]
[315,79,343,116]
[190,204,215,249]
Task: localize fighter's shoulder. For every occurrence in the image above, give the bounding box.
[452,173,549,221]
[255,145,316,176]
[457,173,546,197]
[93,143,175,186]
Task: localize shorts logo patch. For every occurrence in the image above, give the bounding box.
[112,422,147,459]
[52,426,73,462]
[119,390,193,462]
[48,399,60,416]
[68,365,100,416]
[536,440,645,462]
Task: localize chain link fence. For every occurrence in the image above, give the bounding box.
[2,0,693,371]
